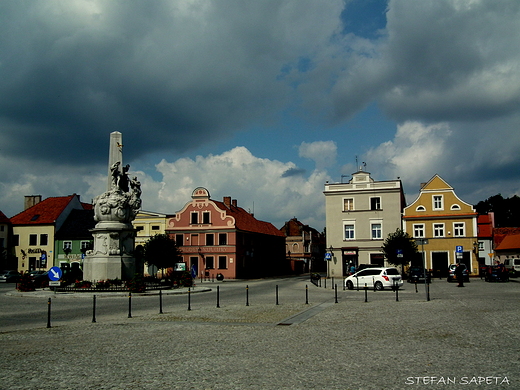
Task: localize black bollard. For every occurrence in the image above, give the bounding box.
[276,285,279,305]
[334,284,338,303]
[47,298,52,328]
[216,285,220,308]
[92,295,97,323]
[128,293,132,318]
[188,288,191,311]
[332,277,334,289]
[305,285,309,304]
[246,285,249,306]
[159,289,163,314]
[426,282,430,302]
[395,282,399,302]
[324,278,327,289]
[364,284,368,303]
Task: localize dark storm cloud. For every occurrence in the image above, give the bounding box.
[380,0,520,122]
[0,1,343,165]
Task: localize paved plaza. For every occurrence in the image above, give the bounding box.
[0,277,519,389]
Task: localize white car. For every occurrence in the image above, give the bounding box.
[345,267,403,291]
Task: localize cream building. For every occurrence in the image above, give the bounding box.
[403,175,478,277]
[324,170,406,277]
[133,210,172,248]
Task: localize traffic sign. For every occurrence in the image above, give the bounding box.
[48,267,62,281]
[456,245,463,253]
[325,253,332,261]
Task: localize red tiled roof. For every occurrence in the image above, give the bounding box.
[477,214,493,238]
[0,210,10,224]
[493,227,520,247]
[495,234,520,251]
[214,200,285,237]
[10,194,81,225]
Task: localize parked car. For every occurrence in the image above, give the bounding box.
[447,264,469,283]
[0,270,21,283]
[345,267,403,291]
[484,266,509,283]
[31,271,50,288]
[407,266,431,283]
[503,258,520,276]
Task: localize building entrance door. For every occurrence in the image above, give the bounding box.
[432,252,449,278]
[342,251,357,276]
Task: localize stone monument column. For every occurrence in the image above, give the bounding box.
[83,132,142,282]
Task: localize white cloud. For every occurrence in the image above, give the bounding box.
[146,146,329,229]
[363,121,452,191]
[298,141,337,170]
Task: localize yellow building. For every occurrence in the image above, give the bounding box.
[403,175,478,277]
[133,210,173,248]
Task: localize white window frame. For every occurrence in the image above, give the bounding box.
[453,222,465,237]
[343,198,354,211]
[433,223,445,237]
[63,241,72,251]
[371,222,382,240]
[413,223,425,238]
[343,222,355,240]
[433,195,444,210]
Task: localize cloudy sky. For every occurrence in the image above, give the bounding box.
[1,0,519,230]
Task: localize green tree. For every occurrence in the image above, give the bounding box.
[381,228,419,268]
[143,234,182,279]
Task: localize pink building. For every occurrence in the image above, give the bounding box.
[166,187,287,279]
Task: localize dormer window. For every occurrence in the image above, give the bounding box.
[433,195,444,210]
[30,214,40,221]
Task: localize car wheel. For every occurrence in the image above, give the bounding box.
[374,281,383,291]
[346,281,354,290]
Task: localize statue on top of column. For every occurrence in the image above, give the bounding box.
[94,160,141,225]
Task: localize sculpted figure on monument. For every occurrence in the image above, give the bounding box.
[94,161,141,224]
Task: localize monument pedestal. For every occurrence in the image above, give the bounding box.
[83,222,137,281]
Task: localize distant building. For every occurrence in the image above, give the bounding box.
[279,218,325,274]
[54,208,95,271]
[403,175,478,277]
[133,210,174,247]
[0,210,13,270]
[324,170,406,277]
[10,195,91,272]
[493,227,520,263]
[166,187,287,279]
[477,213,495,266]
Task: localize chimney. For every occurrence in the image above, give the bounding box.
[24,195,42,210]
[232,199,237,207]
[223,196,231,208]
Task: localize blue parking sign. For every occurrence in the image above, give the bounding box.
[456,245,463,253]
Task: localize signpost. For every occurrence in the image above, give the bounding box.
[456,245,463,261]
[48,266,62,288]
[48,267,62,281]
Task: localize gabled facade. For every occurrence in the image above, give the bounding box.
[10,194,90,272]
[403,175,478,277]
[279,218,326,274]
[324,170,406,277]
[166,187,286,280]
